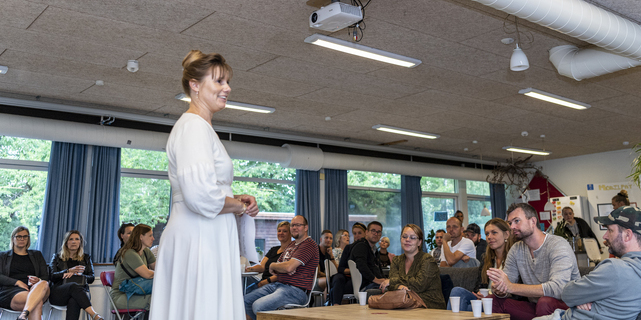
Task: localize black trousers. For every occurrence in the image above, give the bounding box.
[49,283,92,320]
[329,273,353,305]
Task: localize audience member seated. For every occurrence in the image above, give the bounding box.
[376,237,395,268]
[111,224,156,311]
[316,230,337,292]
[455,210,465,224]
[349,221,386,291]
[329,222,366,305]
[245,222,291,294]
[113,223,134,263]
[489,203,580,320]
[534,206,641,320]
[332,229,349,261]
[448,218,514,311]
[466,223,487,260]
[557,207,602,252]
[0,226,50,320]
[49,230,103,320]
[440,217,476,267]
[244,215,319,320]
[380,224,445,309]
[430,229,445,261]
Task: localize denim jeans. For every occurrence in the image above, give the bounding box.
[244,282,308,320]
[447,287,477,312]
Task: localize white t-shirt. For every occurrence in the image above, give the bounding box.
[440,237,476,264]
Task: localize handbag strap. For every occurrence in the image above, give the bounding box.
[119,258,139,279]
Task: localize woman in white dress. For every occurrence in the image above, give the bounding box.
[149,50,259,320]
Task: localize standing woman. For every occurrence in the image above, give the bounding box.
[0,226,49,320]
[149,51,259,320]
[332,229,349,261]
[50,230,103,320]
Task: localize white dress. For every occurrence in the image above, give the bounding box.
[149,113,245,320]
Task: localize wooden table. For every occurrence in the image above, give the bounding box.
[257,304,510,320]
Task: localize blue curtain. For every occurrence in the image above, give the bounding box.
[401,175,424,250]
[86,146,121,263]
[490,183,507,219]
[323,169,349,237]
[295,170,321,242]
[38,142,88,261]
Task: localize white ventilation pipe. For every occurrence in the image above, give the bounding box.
[471,0,641,79]
[549,45,641,80]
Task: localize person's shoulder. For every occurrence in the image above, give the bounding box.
[301,237,318,249]
[460,237,475,246]
[28,249,45,259]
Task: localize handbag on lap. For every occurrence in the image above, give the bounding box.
[368,289,427,309]
[61,261,87,286]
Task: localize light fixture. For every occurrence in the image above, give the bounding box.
[502,146,551,156]
[481,206,491,216]
[372,125,439,139]
[544,200,556,211]
[518,88,591,110]
[0,65,8,74]
[510,44,529,71]
[174,93,275,114]
[304,34,422,68]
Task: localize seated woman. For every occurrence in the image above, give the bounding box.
[376,237,396,268]
[50,230,103,320]
[113,223,135,264]
[244,222,291,293]
[332,229,349,261]
[379,224,445,309]
[447,218,514,311]
[111,224,156,310]
[0,226,50,320]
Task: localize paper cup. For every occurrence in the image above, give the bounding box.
[479,288,489,297]
[450,296,461,312]
[482,298,493,315]
[358,292,368,306]
[471,300,483,317]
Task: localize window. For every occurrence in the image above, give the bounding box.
[422,196,456,236]
[466,180,490,196]
[467,180,492,239]
[348,171,402,254]
[421,177,456,193]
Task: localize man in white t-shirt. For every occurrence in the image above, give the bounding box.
[440,217,476,267]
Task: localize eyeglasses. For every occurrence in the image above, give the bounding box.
[401,234,419,241]
[291,223,306,228]
[14,235,30,240]
[369,230,382,235]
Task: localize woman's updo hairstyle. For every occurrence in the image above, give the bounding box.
[612,189,630,206]
[181,50,233,98]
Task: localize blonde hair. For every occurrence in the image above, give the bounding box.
[60,230,85,261]
[181,50,233,98]
[334,229,349,247]
[10,226,30,250]
[277,221,290,229]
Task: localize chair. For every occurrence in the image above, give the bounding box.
[347,260,363,303]
[583,238,601,266]
[47,304,91,320]
[451,258,480,268]
[278,268,318,309]
[0,308,21,320]
[100,271,147,320]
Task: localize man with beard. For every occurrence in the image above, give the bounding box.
[466,223,488,260]
[533,206,641,320]
[488,203,580,320]
[244,215,319,320]
[430,229,445,260]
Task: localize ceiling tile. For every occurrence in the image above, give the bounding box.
[0,0,46,29]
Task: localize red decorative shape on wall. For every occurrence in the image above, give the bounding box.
[520,172,564,230]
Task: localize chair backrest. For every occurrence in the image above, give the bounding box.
[583,238,601,262]
[452,258,480,268]
[101,271,115,287]
[304,268,319,307]
[324,259,336,293]
[347,260,362,302]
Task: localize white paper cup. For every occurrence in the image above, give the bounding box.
[358,292,368,306]
[450,296,461,312]
[471,300,483,317]
[479,288,489,297]
[482,298,493,315]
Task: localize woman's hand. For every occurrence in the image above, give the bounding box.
[27,276,40,286]
[236,195,259,217]
[15,280,29,290]
[472,292,485,299]
[379,279,390,292]
[63,272,75,279]
[398,285,409,291]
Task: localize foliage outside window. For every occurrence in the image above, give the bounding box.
[0,136,52,162]
[348,170,400,189]
[467,180,490,196]
[421,177,456,193]
[422,196,455,238]
[121,148,168,171]
[467,200,492,239]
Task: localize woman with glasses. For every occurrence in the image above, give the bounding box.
[49,230,103,320]
[0,226,50,320]
[379,224,445,309]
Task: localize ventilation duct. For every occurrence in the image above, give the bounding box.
[471,0,641,80]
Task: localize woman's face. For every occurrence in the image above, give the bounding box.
[140,231,155,249]
[277,226,291,242]
[485,224,508,252]
[612,200,624,210]
[340,231,350,245]
[193,67,231,114]
[122,226,134,244]
[13,230,29,249]
[66,233,81,252]
[400,227,420,255]
[352,228,365,241]
[380,238,390,249]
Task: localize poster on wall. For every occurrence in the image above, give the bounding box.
[586,182,641,237]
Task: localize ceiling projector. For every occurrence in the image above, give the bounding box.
[309,2,362,32]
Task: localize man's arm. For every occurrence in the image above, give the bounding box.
[441,240,470,266]
[562,260,615,307]
[270,258,302,274]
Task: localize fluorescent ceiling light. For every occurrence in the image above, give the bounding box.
[174,93,275,114]
[518,88,590,110]
[304,34,422,68]
[502,146,551,156]
[372,125,439,139]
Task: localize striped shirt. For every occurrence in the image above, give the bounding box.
[277,236,319,291]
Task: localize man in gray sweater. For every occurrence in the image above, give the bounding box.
[535,206,641,320]
[488,203,580,320]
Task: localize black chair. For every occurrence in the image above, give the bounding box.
[440,274,454,303]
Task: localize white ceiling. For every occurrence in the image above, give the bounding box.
[1,0,640,162]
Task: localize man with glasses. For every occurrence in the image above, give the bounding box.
[244,216,319,320]
[349,221,386,292]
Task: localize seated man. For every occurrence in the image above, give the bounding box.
[430,229,445,260]
[440,217,476,267]
[488,203,580,320]
[534,206,641,320]
[329,222,366,305]
[316,229,337,291]
[244,215,319,320]
[466,223,487,259]
[349,221,386,291]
